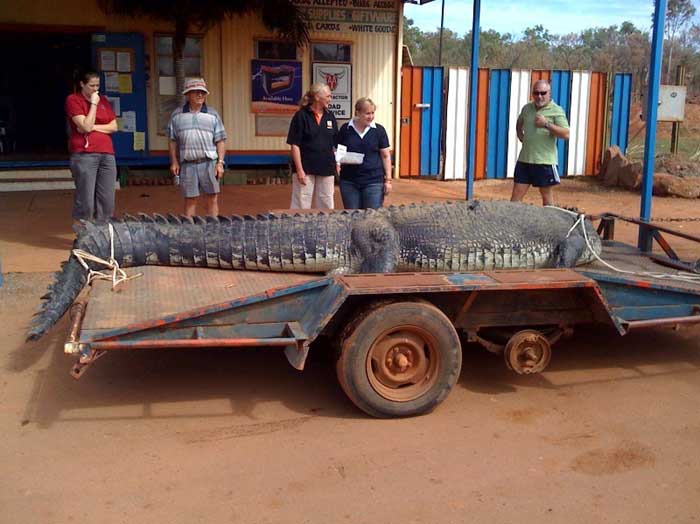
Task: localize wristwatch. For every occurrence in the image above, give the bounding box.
[217,159,225,165]
[544,121,551,130]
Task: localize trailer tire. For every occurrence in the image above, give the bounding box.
[336,300,462,418]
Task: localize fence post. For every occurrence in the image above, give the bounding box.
[670,65,685,155]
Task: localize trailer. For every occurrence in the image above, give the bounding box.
[62,214,700,418]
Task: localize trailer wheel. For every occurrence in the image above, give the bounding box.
[504,329,552,375]
[337,301,462,418]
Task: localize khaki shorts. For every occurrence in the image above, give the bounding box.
[180,160,220,198]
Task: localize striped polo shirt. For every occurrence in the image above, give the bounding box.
[168,103,227,162]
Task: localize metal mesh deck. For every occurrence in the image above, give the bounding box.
[81,267,322,330]
[584,241,700,293]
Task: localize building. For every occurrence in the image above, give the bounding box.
[0,0,429,178]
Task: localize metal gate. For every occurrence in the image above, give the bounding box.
[444,67,469,180]
[444,68,489,180]
[486,69,510,179]
[399,66,443,177]
[551,70,572,176]
[399,67,631,180]
[585,72,608,176]
[610,73,633,154]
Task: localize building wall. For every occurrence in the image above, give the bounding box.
[204,12,398,153]
[2,2,400,156]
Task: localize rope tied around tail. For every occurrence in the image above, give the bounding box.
[72,223,143,288]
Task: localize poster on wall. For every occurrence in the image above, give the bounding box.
[251,59,302,114]
[312,63,352,119]
[99,50,116,71]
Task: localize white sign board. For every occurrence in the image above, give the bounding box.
[658,85,686,122]
[642,85,687,122]
[313,63,352,119]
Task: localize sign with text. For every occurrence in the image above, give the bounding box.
[251,59,303,114]
[291,0,398,34]
[313,63,352,119]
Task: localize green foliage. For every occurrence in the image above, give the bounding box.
[660,0,697,82]
[402,15,700,98]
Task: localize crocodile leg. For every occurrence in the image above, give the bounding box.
[350,215,400,273]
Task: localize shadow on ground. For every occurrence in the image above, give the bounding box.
[458,325,700,395]
[13,310,700,429]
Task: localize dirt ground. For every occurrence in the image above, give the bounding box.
[1,177,700,523]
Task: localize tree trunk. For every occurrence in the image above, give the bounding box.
[666,38,674,84]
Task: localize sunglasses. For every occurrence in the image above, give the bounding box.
[533,90,549,96]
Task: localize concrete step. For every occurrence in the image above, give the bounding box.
[0,169,75,192]
[1,180,76,192]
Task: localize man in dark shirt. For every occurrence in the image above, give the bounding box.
[286,83,338,209]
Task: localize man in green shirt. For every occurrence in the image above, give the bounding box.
[510,80,570,206]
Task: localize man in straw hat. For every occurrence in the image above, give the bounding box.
[168,77,227,217]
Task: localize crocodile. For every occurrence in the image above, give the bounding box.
[27,200,602,340]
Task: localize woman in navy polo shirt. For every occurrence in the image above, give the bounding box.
[337,98,392,209]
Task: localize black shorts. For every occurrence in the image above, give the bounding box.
[514,162,561,187]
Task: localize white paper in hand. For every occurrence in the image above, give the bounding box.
[335,144,365,165]
[335,144,347,163]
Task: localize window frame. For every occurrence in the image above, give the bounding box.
[153,33,204,136]
[310,41,352,64]
[254,38,299,60]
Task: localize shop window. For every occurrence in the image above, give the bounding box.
[312,43,351,63]
[155,35,203,135]
[256,40,298,60]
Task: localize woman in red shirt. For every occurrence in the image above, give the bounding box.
[65,71,118,221]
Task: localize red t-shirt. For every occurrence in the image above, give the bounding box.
[65,93,117,154]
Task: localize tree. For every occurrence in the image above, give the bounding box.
[398,14,700,98]
[403,17,425,64]
[551,33,588,71]
[99,0,310,94]
[479,29,515,67]
[661,0,696,82]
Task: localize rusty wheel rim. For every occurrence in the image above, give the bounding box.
[505,330,551,375]
[365,325,440,402]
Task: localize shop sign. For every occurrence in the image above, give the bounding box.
[291,0,398,33]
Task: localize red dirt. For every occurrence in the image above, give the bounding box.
[1,178,699,524]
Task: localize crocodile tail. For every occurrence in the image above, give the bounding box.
[26,211,352,340]
[26,256,88,341]
[26,218,128,342]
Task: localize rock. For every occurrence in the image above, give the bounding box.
[618,162,643,190]
[600,146,629,187]
[652,173,700,198]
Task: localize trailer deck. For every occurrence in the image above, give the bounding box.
[77,240,700,340]
[63,230,700,417]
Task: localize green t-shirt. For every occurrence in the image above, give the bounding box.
[517,101,569,165]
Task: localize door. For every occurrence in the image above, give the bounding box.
[91,32,148,160]
[399,66,443,177]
